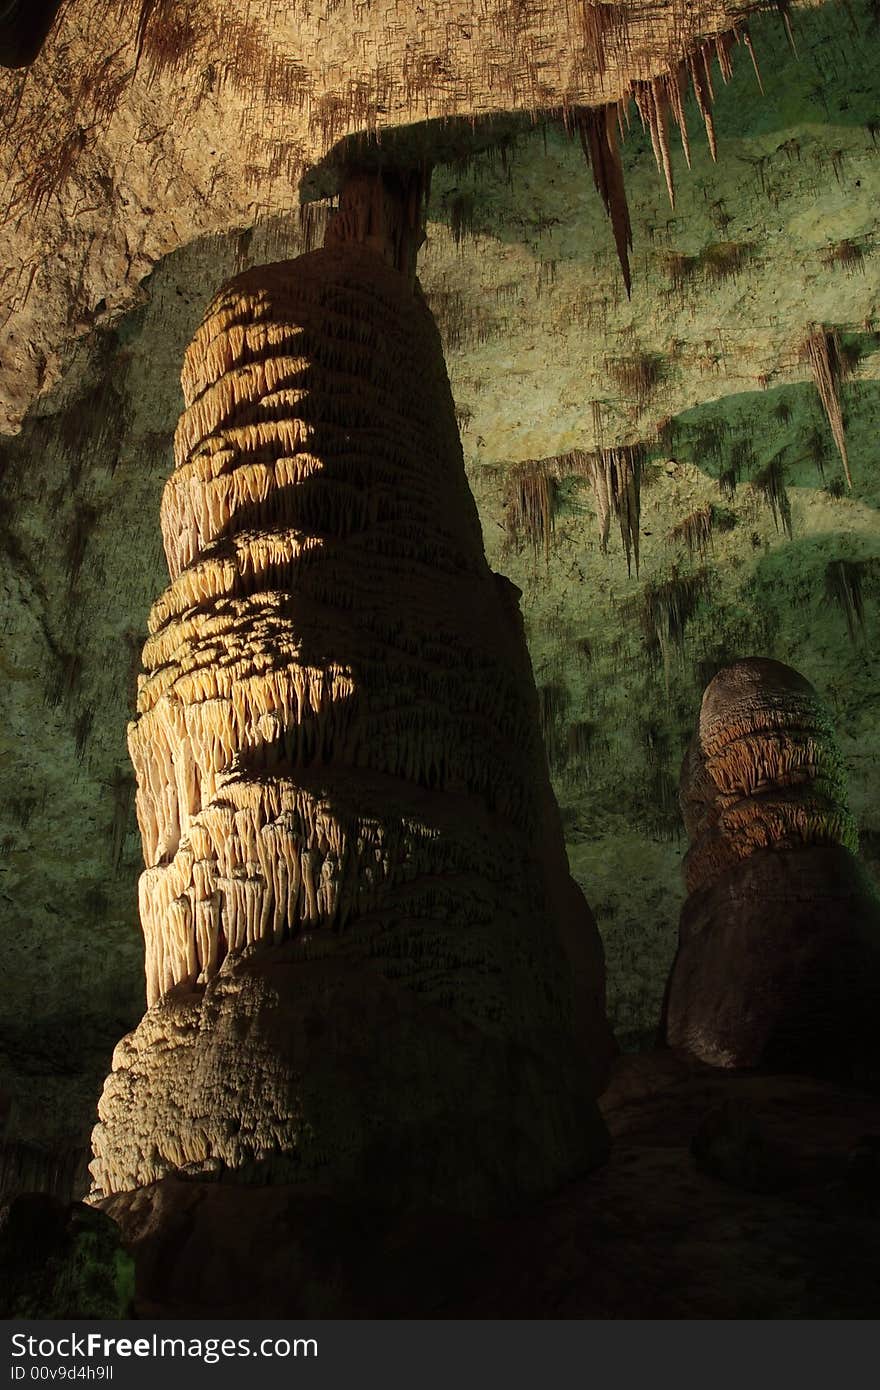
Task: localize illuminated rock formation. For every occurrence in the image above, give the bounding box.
[663,658,880,1076]
[90,206,613,1208]
[0,0,791,430]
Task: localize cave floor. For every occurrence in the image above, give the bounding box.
[107,1051,880,1319]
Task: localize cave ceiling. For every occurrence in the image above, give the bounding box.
[0,0,879,1157]
[0,0,816,428]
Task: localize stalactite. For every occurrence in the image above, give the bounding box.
[687,46,717,162]
[665,240,750,293]
[774,0,799,56]
[632,79,675,208]
[668,504,715,558]
[701,241,751,282]
[575,1,619,77]
[573,104,633,295]
[502,439,644,573]
[298,201,329,254]
[638,568,710,665]
[133,0,203,81]
[504,462,558,559]
[604,351,661,411]
[664,66,691,171]
[591,399,604,446]
[714,436,754,500]
[664,251,695,296]
[821,239,866,275]
[740,26,764,93]
[690,416,732,468]
[579,443,642,576]
[802,326,853,488]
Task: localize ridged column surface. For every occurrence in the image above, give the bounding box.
[90,246,611,1209]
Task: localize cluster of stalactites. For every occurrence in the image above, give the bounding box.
[568,23,763,291]
[563,443,643,575]
[503,443,643,573]
[575,443,642,576]
[681,660,858,895]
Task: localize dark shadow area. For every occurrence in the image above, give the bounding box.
[300,112,535,203]
[96,1052,880,1317]
[663,375,880,505]
[0,1137,90,1205]
[0,0,65,68]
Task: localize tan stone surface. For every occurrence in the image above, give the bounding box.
[0,1,786,431]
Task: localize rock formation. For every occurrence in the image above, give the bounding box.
[662,657,880,1077]
[90,181,613,1211]
[801,325,853,488]
[0,0,793,432]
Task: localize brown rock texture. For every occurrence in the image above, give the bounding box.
[663,657,880,1074]
[89,241,612,1209]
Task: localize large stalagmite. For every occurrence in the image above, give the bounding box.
[90,198,613,1210]
[662,658,880,1078]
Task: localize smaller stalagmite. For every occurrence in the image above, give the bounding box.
[662,658,880,1078]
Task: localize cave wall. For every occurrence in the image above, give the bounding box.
[1,0,879,1156]
[420,1,880,1044]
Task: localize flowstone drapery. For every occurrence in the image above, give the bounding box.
[90,203,613,1210]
